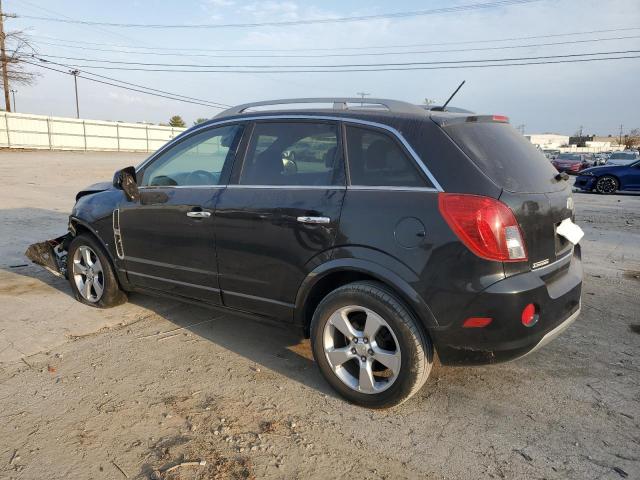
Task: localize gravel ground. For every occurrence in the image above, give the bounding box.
[0,151,638,480]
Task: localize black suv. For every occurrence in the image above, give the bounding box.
[28,98,583,408]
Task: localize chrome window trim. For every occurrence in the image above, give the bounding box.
[225,184,344,190]
[347,185,439,192]
[136,114,444,192]
[138,185,226,190]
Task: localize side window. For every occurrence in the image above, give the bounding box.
[141,125,243,187]
[240,122,344,186]
[345,125,430,188]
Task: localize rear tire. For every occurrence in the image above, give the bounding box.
[67,234,127,308]
[595,175,618,194]
[310,281,432,408]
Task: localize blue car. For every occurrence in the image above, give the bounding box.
[575,159,640,194]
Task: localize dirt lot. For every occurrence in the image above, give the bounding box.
[0,151,638,480]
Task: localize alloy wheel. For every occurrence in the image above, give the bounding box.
[596,176,617,194]
[322,305,401,394]
[72,245,104,303]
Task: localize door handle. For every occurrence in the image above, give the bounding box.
[297,216,331,224]
[186,211,211,218]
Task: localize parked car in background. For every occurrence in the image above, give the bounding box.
[575,159,640,194]
[593,153,608,165]
[552,153,589,174]
[25,97,584,408]
[581,153,597,167]
[606,151,640,166]
[543,149,560,160]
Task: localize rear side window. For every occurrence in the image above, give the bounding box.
[345,125,430,187]
[443,122,563,193]
[240,122,344,186]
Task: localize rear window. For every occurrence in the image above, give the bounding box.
[610,152,637,160]
[443,122,563,193]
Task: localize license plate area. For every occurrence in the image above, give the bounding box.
[554,223,572,256]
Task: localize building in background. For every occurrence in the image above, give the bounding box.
[525,133,570,150]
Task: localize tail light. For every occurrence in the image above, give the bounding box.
[438,193,528,262]
[521,303,538,327]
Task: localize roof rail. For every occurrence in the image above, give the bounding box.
[215,97,427,118]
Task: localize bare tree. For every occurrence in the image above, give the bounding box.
[2,30,39,88]
[623,128,640,150]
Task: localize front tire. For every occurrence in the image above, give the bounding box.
[67,234,127,308]
[310,281,432,408]
[595,175,618,194]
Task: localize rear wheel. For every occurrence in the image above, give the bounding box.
[67,234,127,308]
[595,175,618,194]
[310,281,432,408]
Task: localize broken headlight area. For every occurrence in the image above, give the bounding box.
[25,233,72,278]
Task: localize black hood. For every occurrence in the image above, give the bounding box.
[75,181,114,201]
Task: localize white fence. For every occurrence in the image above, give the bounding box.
[0,112,186,152]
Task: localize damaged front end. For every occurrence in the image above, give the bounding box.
[25,233,73,278]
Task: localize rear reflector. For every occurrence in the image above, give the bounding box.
[521,303,538,327]
[438,193,528,262]
[463,317,493,328]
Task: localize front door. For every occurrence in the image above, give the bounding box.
[119,124,245,304]
[625,161,640,189]
[215,120,346,318]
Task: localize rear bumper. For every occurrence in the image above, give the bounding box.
[433,246,582,365]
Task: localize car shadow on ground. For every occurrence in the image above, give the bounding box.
[2,256,339,399]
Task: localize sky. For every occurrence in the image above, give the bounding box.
[4,0,640,135]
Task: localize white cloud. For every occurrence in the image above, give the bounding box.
[207,0,236,7]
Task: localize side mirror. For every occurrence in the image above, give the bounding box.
[113,166,140,202]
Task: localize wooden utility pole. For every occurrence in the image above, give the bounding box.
[0,0,12,112]
[70,69,80,118]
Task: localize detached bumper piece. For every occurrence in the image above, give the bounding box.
[25,233,72,278]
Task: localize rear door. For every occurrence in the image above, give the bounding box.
[214,119,346,318]
[441,119,574,272]
[119,124,244,304]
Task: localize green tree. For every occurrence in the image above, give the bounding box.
[169,115,186,128]
[193,117,209,126]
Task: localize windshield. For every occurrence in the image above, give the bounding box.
[443,121,564,193]
[610,152,637,160]
[556,154,581,161]
[607,158,636,166]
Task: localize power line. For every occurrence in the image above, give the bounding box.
[27,26,640,53]
[17,0,542,29]
[26,58,231,107]
[28,34,640,59]
[26,50,640,71]
[26,52,640,74]
[22,59,229,108]
[18,0,150,46]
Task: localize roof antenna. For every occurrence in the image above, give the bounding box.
[434,80,466,112]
